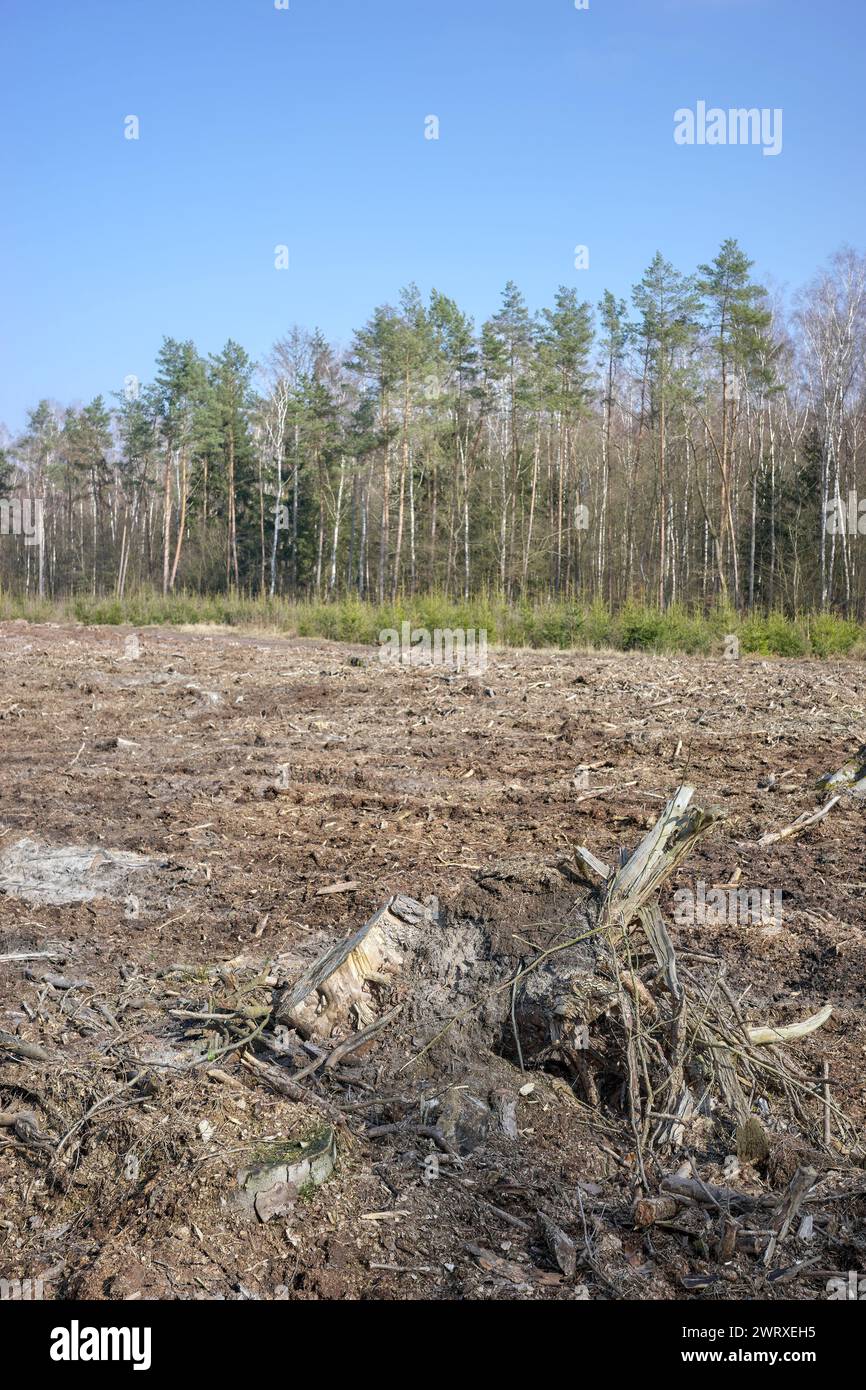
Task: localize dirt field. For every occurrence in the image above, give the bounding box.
[0,620,864,1302]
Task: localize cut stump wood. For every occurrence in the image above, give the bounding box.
[603,786,725,930]
[517,787,722,1076]
[239,1127,337,1222]
[274,893,426,1041]
[632,1195,680,1228]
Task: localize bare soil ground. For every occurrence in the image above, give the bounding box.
[0,620,864,1302]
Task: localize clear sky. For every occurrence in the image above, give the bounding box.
[1,0,864,433]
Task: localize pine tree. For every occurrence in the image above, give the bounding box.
[697,239,772,606]
[632,253,700,605]
[598,292,628,602]
[541,287,593,590]
[208,341,256,589]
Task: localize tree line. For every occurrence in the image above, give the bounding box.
[2,239,865,614]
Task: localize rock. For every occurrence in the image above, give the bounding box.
[437,1091,491,1153]
[254,1182,299,1224]
[540,1214,577,1277]
[488,1087,519,1139]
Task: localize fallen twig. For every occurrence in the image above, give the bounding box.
[746,1004,832,1046]
[0,1029,54,1063]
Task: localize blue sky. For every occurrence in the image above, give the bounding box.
[1,0,864,433]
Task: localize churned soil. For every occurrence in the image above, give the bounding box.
[0,619,863,1301]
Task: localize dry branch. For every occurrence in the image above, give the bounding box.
[603,786,725,929]
[758,743,866,845]
[746,1004,833,1046]
[757,797,840,847]
[0,1029,54,1063]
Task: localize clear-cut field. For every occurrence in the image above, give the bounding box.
[0,621,864,1300]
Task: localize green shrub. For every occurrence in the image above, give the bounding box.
[740,613,809,657]
[5,586,866,660]
[807,614,861,658]
[617,602,667,650]
[658,605,712,654]
[583,598,614,648]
